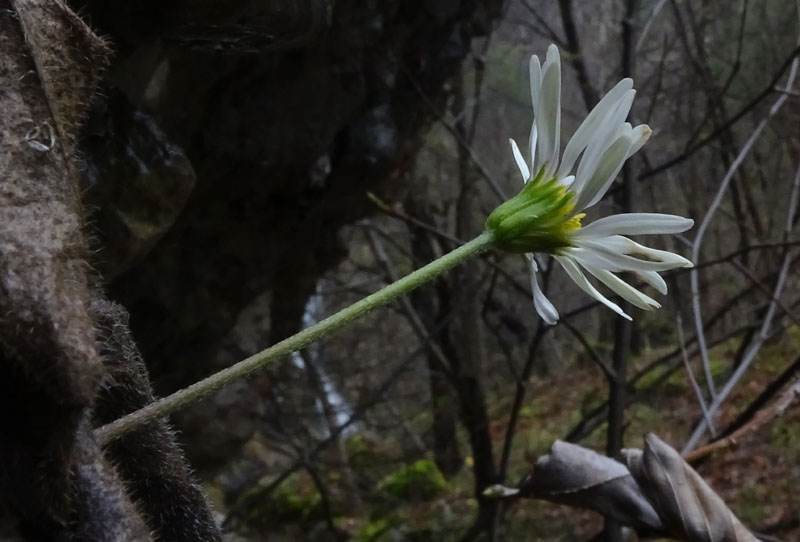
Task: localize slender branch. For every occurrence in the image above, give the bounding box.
[676,313,715,434]
[302,460,347,539]
[684,375,800,463]
[717,355,800,442]
[683,150,800,452]
[604,4,638,539]
[730,258,800,326]
[688,52,799,402]
[401,65,507,200]
[562,321,616,382]
[635,0,668,53]
[557,0,597,109]
[519,0,566,47]
[366,228,454,377]
[692,240,800,270]
[640,43,800,180]
[682,0,749,151]
[497,324,547,479]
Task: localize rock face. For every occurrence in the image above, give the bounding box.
[73,0,504,462]
[81,89,197,279]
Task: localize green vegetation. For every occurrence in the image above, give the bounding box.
[376,459,448,502]
[236,472,322,529]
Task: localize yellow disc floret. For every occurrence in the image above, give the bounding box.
[563,212,585,232]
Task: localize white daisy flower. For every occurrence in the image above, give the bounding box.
[486,45,694,325]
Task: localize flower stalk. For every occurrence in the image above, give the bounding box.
[97,43,695,441]
[96,230,496,443]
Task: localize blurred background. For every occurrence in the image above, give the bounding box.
[74,0,799,540]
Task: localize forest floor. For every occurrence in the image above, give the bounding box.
[214,324,800,541]
[493,324,800,541]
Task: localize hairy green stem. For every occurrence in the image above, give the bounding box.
[96,230,496,443]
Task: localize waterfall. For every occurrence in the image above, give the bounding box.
[292,285,354,433]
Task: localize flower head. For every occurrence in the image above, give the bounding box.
[486,45,694,325]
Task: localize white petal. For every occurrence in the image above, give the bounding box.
[558,78,634,179]
[546,46,562,169]
[575,213,695,238]
[568,246,678,273]
[559,175,575,188]
[591,236,694,268]
[635,270,668,295]
[626,124,652,158]
[556,255,632,320]
[581,265,661,310]
[574,132,634,211]
[566,246,628,271]
[529,54,542,111]
[545,43,560,65]
[534,253,549,272]
[572,237,693,272]
[528,255,559,325]
[573,89,635,195]
[509,138,530,183]
[528,122,538,172]
[534,47,561,175]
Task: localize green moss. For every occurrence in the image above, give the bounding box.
[518,403,547,420]
[768,415,800,462]
[636,355,725,395]
[627,403,665,440]
[579,388,604,416]
[663,368,688,389]
[787,324,800,346]
[523,426,561,459]
[733,486,768,526]
[635,365,674,390]
[376,459,447,502]
[355,518,393,542]
[708,356,727,380]
[346,433,371,458]
[347,432,388,472]
[235,471,322,529]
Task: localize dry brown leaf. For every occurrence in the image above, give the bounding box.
[509,435,762,541]
[520,440,663,532]
[624,433,759,542]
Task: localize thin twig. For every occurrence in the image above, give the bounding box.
[557,0,597,109]
[640,43,800,180]
[730,258,800,326]
[676,313,715,435]
[365,227,454,378]
[400,65,507,200]
[635,0,668,53]
[718,355,800,442]
[519,0,566,47]
[562,320,616,382]
[684,379,800,462]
